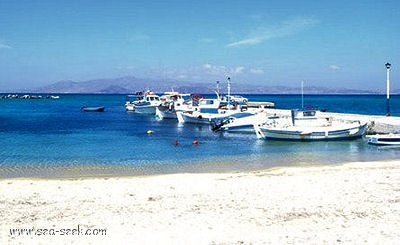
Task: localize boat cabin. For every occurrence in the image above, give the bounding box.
[291,109,331,127]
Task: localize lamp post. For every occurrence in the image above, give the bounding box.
[385,62,391,116]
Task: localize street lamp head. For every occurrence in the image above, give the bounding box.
[385,62,391,69]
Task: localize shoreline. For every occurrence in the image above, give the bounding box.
[1,155,400,180]
[1,160,400,244]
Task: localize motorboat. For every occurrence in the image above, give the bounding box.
[155,92,191,120]
[125,91,161,114]
[176,98,222,124]
[47,95,60,99]
[220,95,248,104]
[212,112,279,133]
[176,97,246,125]
[254,109,368,140]
[176,78,248,125]
[81,106,105,112]
[125,93,141,111]
[125,101,135,112]
[366,134,400,145]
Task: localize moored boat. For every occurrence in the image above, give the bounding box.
[366,134,400,145]
[254,109,368,141]
[177,78,250,125]
[81,106,105,112]
[176,97,245,125]
[212,112,278,133]
[156,92,192,119]
[125,90,161,114]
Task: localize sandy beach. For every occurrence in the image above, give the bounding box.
[1,160,400,244]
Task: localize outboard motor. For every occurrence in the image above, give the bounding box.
[211,118,230,131]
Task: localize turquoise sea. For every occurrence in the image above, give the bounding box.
[0,94,399,178]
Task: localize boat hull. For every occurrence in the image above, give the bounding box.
[221,124,255,133]
[177,110,238,125]
[125,102,135,111]
[218,113,269,133]
[177,112,216,124]
[156,107,177,119]
[134,105,157,114]
[257,123,368,141]
[81,106,105,112]
[367,135,400,145]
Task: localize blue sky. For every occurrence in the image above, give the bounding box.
[0,0,399,91]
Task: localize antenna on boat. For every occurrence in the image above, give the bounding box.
[216,81,220,99]
[227,77,231,110]
[301,80,304,109]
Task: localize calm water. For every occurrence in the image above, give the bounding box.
[0,94,399,178]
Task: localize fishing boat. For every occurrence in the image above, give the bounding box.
[125,94,138,111]
[176,98,229,124]
[254,109,368,140]
[176,77,248,125]
[155,92,192,120]
[81,106,105,112]
[125,91,161,114]
[366,134,400,145]
[212,112,278,133]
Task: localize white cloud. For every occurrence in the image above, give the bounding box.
[329,64,341,70]
[227,37,264,48]
[136,64,265,82]
[227,16,319,48]
[203,63,247,76]
[0,40,12,49]
[234,66,245,74]
[203,63,228,75]
[250,68,264,74]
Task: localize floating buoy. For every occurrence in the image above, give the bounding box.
[147,130,154,135]
[192,139,199,145]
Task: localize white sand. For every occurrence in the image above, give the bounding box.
[1,161,400,244]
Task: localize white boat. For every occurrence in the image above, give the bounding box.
[176,97,246,125]
[155,92,192,119]
[125,92,144,111]
[177,77,249,125]
[212,112,279,133]
[125,95,136,111]
[366,134,400,145]
[254,109,368,140]
[177,98,222,124]
[220,95,248,104]
[125,91,161,114]
[48,95,60,99]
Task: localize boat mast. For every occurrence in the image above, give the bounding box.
[227,77,231,110]
[216,81,220,99]
[301,81,304,109]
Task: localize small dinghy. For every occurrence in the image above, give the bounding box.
[81,106,105,112]
[366,134,400,145]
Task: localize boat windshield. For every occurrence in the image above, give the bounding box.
[303,110,316,117]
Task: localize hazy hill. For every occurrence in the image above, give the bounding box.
[27,76,385,94]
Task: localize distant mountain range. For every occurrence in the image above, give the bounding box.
[18,76,399,94]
